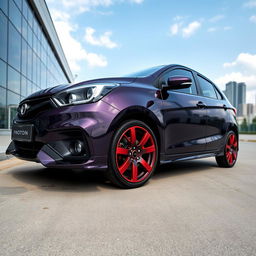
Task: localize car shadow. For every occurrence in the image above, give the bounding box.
[154,159,217,180]
[8,159,217,192]
[9,165,112,193]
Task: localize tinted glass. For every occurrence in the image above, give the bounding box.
[197,75,217,99]
[0,59,7,87]
[27,80,32,95]
[33,52,37,83]
[0,87,7,128]
[8,65,20,94]
[27,5,33,27]
[161,69,197,95]
[0,11,8,61]
[214,87,223,100]
[0,0,70,130]
[0,0,8,16]
[8,22,21,71]
[9,0,21,33]
[21,75,27,96]
[22,0,28,20]
[14,0,22,11]
[27,24,32,46]
[22,17,28,38]
[7,91,19,128]
[21,39,27,76]
[125,65,166,77]
[27,45,32,80]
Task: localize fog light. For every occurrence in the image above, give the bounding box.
[70,140,84,155]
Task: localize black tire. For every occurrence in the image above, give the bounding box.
[216,130,238,168]
[107,120,158,188]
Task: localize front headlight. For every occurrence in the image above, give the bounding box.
[52,83,119,107]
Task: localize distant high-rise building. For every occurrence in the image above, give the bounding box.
[237,82,246,116]
[241,103,255,124]
[224,81,246,116]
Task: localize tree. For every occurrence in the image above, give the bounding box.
[240,118,248,131]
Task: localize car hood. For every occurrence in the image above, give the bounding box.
[24,77,137,101]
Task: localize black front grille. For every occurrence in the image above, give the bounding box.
[14,141,44,158]
[18,97,55,119]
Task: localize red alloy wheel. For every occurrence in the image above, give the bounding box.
[225,133,238,165]
[115,126,157,183]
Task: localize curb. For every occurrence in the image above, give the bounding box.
[239,139,256,143]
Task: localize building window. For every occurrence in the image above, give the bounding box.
[7,65,20,94]
[0,10,8,61]
[0,0,8,16]
[8,22,21,71]
[0,87,7,129]
[9,0,22,33]
[7,90,19,129]
[0,0,71,130]
[0,59,7,88]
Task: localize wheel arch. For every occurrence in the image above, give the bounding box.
[108,106,163,153]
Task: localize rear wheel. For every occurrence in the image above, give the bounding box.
[107,120,158,188]
[216,131,238,168]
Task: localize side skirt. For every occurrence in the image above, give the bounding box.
[160,152,217,165]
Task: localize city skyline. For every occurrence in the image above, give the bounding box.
[223,81,246,116]
[46,0,256,103]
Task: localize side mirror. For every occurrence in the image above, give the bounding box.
[164,76,192,90]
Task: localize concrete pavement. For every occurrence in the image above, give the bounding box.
[0,141,256,255]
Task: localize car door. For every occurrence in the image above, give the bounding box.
[196,74,229,151]
[159,68,207,155]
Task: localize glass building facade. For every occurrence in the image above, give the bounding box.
[0,0,73,129]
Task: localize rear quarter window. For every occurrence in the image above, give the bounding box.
[197,75,217,99]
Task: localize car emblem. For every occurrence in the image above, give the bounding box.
[20,103,30,116]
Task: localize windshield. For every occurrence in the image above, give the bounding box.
[125,65,166,77]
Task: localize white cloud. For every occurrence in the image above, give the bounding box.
[223,26,232,30]
[170,23,180,35]
[214,73,256,103]
[215,72,256,90]
[209,15,225,23]
[169,18,201,38]
[223,53,256,72]
[215,53,256,103]
[250,15,256,23]
[84,27,118,48]
[207,27,217,32]
[130,0,144,3]
[215,72,256,103]
[207,26,232,33]
[182,21,201,38]
[50,10,107,71]
[244,0,256,8]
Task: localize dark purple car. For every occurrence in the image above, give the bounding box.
[6,65,238,188]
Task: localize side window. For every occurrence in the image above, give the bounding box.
[160,69,197,95]
[197,75,217,99]
[214,87,223,100]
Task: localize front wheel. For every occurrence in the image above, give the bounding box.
[107,120,158,188]
[216,131,238,168]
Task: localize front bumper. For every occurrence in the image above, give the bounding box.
[6,100,119,169]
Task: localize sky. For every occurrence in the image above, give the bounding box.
[46,0,256,103]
